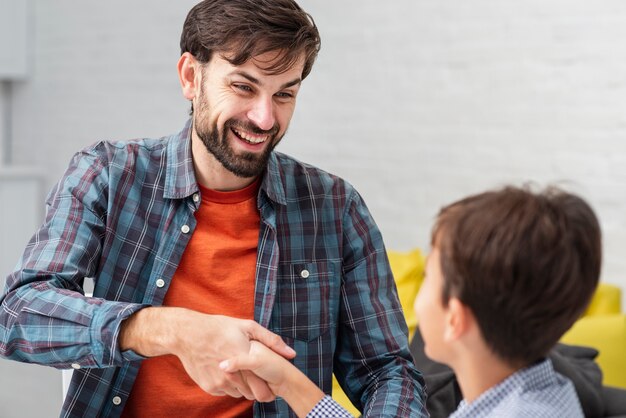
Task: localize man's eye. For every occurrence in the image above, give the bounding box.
[235,84,252,92]
[275,91,294,99]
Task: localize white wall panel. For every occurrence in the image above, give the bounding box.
[0,0,29,79]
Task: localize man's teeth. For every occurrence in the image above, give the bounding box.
[233,128,268,144]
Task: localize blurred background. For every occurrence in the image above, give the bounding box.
[2,0,626,416]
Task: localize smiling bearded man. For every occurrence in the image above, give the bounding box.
[0,1,427,417]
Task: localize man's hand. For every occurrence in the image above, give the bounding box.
[119,307,295,401]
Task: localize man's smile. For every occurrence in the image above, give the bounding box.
[231,127,270,145]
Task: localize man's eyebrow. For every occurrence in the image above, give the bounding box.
[280,78,302,89]
[230,71,302,90]
[231,71,260,85]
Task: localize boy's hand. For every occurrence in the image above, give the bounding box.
[220,341,327,417]
[219,340,292,397]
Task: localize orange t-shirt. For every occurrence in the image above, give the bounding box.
[122,179,260,418]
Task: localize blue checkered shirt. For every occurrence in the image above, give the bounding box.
[450,358,584,418]
[307,396,353,417]
[0,120,426,417]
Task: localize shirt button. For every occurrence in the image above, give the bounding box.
[156,278,165,288]
[181,224,190,234]
[112,396,122,406]
[300,269,310,279]
[193,193,200,203]
[71,363,81,370]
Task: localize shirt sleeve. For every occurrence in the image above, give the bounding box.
[306,396,353,418]
[0,146,148,369]
[334,189,428,417]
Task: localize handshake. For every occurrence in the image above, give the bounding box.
[120,307,327,417]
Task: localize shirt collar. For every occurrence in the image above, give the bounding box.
[164,118,287,206]
[260,152,287,206]
[453,358,555,416]
[164,119,198,199]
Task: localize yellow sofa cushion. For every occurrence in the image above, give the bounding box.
[387,248,426,340]
[561,313,626,389]
[584,283,622,316]
[560,282,626,389]
[331,249,425,414]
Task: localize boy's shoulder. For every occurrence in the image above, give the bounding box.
[451,359,584,418]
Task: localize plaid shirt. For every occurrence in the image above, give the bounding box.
[450,358,584,418]
[0,120,426,417]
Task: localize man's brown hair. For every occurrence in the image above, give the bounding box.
[180,0,320,79]
[432,185,602,366]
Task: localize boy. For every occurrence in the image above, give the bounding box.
[413,186,600,417]
[221,185,601,417]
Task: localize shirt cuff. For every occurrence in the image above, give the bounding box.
[306,395,353,417]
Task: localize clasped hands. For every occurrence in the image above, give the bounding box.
[177,314,296,402]
[119,307,297,402]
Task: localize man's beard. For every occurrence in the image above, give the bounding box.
[194,99,282,179]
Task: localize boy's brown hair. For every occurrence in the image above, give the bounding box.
[432,186,602,366]
[180,0,320,80]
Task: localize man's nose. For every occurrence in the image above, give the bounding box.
[247,96,275,131]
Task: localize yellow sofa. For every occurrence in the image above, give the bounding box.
[562,283,626,389]
[332,249,626,414]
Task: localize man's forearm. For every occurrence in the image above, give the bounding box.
[118,306,184,357]
[0,283,145,368]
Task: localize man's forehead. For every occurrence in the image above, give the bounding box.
[219,49,305,75]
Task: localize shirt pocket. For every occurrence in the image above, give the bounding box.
[270,260,340,342]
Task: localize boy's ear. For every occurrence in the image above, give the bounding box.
[177,52,201,100]
[444,297,473,342]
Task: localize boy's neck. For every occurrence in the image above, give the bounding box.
[452,349,520,403]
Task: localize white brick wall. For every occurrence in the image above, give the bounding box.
[10,0,626,304]
[3,1,626,414]
[9,0,626,320]
[297,0,626,300]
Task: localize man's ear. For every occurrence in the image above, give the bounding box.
[177,52,201,100]
[443,297,473,342]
